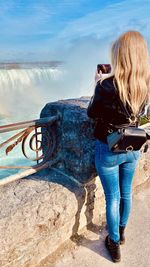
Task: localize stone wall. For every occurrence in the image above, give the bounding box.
[0,97,149,267]
[40,97,97,184]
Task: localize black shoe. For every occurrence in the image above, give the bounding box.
[105,235,121,263]
[119,226,126,245]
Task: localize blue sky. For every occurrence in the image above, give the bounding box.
[0,0,150,61]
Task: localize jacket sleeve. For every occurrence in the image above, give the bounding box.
[87,82,103,119]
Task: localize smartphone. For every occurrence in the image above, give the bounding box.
[97,64,111,74]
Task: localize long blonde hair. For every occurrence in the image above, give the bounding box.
[111,30,150,116]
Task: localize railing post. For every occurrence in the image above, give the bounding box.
[35,127,39,164]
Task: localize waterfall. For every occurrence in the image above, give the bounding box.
[0,65,64,119]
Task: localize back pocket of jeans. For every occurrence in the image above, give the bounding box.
[100,151,119,167]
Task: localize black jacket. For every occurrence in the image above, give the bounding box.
[87,76,143,143]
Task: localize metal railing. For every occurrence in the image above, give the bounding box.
[0,115,60,185]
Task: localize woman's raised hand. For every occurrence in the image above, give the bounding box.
[95,70,103,83]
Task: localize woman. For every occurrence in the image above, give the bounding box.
[87,31,150,263]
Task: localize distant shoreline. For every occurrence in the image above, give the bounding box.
[0,61,64,69]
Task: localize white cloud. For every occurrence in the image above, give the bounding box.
[54,0,150,45]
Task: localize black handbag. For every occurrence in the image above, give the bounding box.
[107,80,149,152]
[107,126,148,152]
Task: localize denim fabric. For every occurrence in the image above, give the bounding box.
[95,139,140,243]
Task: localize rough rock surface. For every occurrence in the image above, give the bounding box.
[40,97,96,184]
[0,169,105,267]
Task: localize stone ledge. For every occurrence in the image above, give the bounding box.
[0,168,104,267]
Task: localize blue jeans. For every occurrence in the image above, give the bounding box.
[95,139,140,243]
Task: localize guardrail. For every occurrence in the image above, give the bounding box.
[0,115,60,185]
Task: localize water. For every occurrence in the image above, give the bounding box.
[0,61,94,179]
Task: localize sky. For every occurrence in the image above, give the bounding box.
[0,0,150,61]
